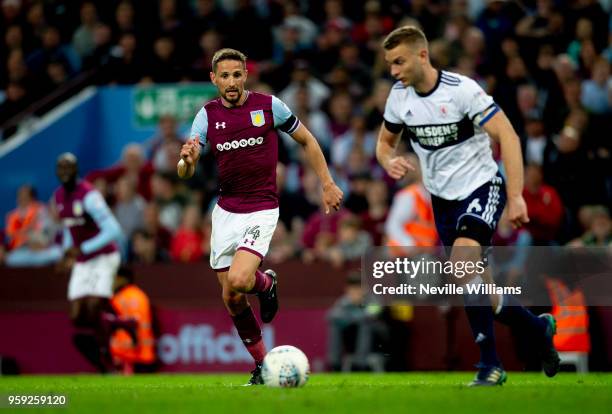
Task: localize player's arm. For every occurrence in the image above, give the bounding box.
[463,77,529,228]
[272,95,342,213]
[481,111,530,228]
[289,123,343,213]
[79,190,122,254]
[376,122,414,180]
[178,107,207,179]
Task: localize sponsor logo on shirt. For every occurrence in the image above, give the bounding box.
[215,136,264,152]
[408,124,459,147]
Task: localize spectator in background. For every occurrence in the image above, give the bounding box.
[301,201,349,263]
[42,58,69,94]
[327,271,384,372]
[360,180,389,246]
[542,109,593,222]
[2,24,26,69]
[83,23,113,75]
[26,25,80,77]
[143,36,183,84]
[343,170,371,215]
[113,176,145,257]
[266,221,298,264]
[0,81,29,126]
[568,205,612,247]
[4,184,61,267]
[279,60,330,111]
[150,172,186,232]
[567,18,595,67]
[272,20,312,66]
[186,0,228,42]
[112,1,138,39]
[170,204,204,263]
[86,143,154,201]
[522,114,549,166]
[332,115,376,170]
[4,49,31,88]
[581,57,611,115]
[143,202,171,255]
[190,29,221,80]
[277,163,318,233]
[145,114,185,173]
[1,0,24,33]
[283,84,333,158]
[72,1,99,60]
[326,91,353,138]
[363,79,392,130]
[130,229,159,264]
[523,163,564,245]
[328,215,372,268]
[107,32,145,85]
[23,0,46,43]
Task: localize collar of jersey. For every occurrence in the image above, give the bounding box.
[415,70,441,98]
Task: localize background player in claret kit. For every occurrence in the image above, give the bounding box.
[53,153,123,372]
[376,26,560,386]
[178,48,343,385]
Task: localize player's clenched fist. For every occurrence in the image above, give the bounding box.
[322,182,344,214]
[506,195,530,229]
[178,137,200,179]
[384,156,415,180]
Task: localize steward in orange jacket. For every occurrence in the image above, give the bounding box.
[109,266,156,374]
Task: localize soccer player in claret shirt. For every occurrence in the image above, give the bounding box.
[376,26,560,386]
[53,153,123,371]
[178,48,343,385]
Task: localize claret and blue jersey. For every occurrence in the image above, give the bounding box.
[190,91,299,214]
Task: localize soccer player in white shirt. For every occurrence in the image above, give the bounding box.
[376,26,560,386]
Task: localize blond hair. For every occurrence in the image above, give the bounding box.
[211,48,247,72]
[382,26,428,50]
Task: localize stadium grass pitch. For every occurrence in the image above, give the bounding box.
[1,373,611,413]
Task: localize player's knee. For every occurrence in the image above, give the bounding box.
[226,268,252,292]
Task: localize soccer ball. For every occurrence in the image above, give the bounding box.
[261,345,310,388]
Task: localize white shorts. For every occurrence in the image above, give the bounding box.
[67,251,121,300]
[210,204,279,271]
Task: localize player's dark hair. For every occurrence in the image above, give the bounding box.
[382,26,428,50]
[212,48,247,72]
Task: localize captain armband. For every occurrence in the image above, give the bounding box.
[384,119,404,134]
[280,115,300,134]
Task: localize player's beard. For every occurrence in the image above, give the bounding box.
[223,88,242,105]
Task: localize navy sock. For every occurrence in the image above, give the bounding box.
[463,292,500,367]
[495,294,546,337]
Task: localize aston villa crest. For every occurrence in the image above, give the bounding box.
[250,110,265,127]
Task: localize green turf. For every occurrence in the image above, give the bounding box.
[1,373,611,413]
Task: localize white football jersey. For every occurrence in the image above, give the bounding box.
[384,70,500,200]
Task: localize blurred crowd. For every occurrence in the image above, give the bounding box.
[1,0,611,268]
